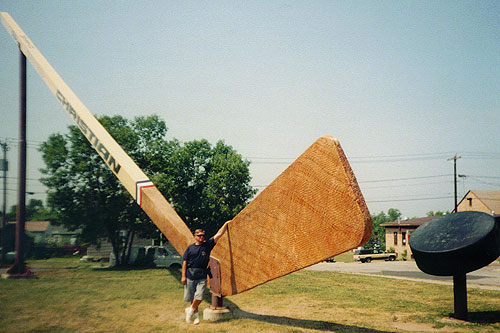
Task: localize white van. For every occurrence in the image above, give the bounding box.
[109,245,145,267]
[145,246,183,268]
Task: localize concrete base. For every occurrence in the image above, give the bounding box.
[203,307,232,322]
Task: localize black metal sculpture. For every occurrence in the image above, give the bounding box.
[409,211,500,320]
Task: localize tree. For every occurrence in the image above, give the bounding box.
[40,114,255,265]
[387,208,402,222]
[40,115,158,265]
[426,210,449,217]
[364,208,402,250]
[4,199,54,222]
[154,139,257,236]
[5,205,16,222]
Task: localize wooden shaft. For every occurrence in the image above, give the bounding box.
[1,12,148,203]
[211,295,224,309]
[0,12,192,256]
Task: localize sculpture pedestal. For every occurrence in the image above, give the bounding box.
[453,274,467,320]
[203,307,231,322]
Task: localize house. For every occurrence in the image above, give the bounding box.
[456,190,500,216]
[8,221,79,245]
[49,224,80,245]
[86,236,153,261]
[381,216,438,260]
[24,221,51,243]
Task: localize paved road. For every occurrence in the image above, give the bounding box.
[306,260,500,290]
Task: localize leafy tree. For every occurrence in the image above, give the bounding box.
[387,208,402,222]
[26,199,56,221]
[154,139,257,236]
[40,114,255,265]
[4,199,54,222]
[5,205,16,222]
[40,115,158,265]
[364,208,402,250]
[426,210,449,217]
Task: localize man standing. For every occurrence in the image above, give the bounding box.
[182,221,230,324]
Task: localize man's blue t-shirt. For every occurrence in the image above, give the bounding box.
[182,238,216,280]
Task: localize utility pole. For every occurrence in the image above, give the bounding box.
[0,140,8,263]
[6,46,31,276]
[448,154,461,213]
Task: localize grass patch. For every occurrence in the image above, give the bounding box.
[26,257,109,269]
[1,257,499,332]
[331,251,355,263]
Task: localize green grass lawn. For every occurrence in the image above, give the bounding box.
[331,251,355,263]
[1,257,499,332]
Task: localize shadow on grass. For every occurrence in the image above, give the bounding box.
[221,298,392,333]
[167,268,389,332]
[232,308,390,332]
[453,311,500,324]
[166,266,182,280]
[92,266,153,271]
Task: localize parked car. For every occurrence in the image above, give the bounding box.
[145,246,182,268]
[109,245,144,267]
[353,249,397,263]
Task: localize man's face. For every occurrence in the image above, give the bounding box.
[194,232,206,244]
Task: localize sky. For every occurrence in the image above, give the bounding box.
[1,1,499,219]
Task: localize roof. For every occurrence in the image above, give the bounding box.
[7,221,80,234]
[461,190,500,214]
[24,221,50,232]
[380,216,438,228]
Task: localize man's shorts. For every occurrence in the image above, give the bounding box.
[184,278,207,302]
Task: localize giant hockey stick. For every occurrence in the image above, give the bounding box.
[2,12,372,296]
[0,12,194,255]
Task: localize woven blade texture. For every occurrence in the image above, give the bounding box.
[211,136,372,296]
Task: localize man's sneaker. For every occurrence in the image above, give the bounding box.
[193,312,200,325]
[185,307,194,323]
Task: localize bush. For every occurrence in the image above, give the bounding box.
[401,249,408,261]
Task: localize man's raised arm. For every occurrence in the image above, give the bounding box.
[213,220,231,243]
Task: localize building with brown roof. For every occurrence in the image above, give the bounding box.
[381,216,438,260]
[456,190,500,216]
[8,221,79,245]
[381,190,500,260]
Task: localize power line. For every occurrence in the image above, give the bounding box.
[366,195,454,203]
[358,174,453,184]
[252,173,496,189]
[467,178,500,187]
[466,175,500,179]
[6,176,43,182]
[4,188,44,194]
[247,152,500,164]
[3,137,44,143]
[360,180,454,190]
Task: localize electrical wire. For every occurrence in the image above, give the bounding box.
[366,195,454,203]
